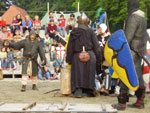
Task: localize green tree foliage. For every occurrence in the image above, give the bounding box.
[7,0,150,31]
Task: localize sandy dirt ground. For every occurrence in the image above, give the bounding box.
[0,79,150,113]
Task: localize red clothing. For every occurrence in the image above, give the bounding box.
[0,20,6,28]
[58,18,65,28]
[47,24,57,33]
[33,20,41,26]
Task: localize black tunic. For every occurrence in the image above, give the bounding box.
[9,38,46,76]
[66,28,102,92]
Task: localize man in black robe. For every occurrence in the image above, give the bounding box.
[112,0,147,110]
[66,13,102,97]
[4,31,46,92]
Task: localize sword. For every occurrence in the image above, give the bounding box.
[131,48,150,66]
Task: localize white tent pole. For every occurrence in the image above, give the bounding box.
[47,2,50,13]
[77,2,80,12]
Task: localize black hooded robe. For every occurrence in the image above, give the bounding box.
[66,28,102,93]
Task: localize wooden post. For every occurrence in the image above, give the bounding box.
[47,2,50,13]
[77,2,80,12]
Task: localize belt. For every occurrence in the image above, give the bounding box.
[22,57,32,60]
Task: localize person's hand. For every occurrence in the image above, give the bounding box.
[3,40,10,47]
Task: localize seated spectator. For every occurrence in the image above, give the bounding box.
[13,50,22,70]
[0,17,6,29]
[61,53,67,69]
[6,48,15,69]
[16,14,23,33]
[47,19,58,41]
[32,15,41,31]
[36,34,45,49]
[50,40,58,61]
[0,47,7,70]
[53,53,62,68]
[38,65,52,80]
[66,14,76,35]
[0,26,8,40]
[7,28,13,40]
[52,66,61,80]
[14,30,22,42]
[23,15,32,33]
[11,16,19,35]
[55,11,66,37]
[44,33,52,67]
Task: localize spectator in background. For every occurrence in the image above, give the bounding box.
[92,16,100,32]
[44,33,52,67]
[87,16,92,28]
[0,47,7,70]
[23,15,32,33]
[51,40,58,61]
[38,65,52,80]
[6,48,15,69]
[33,15,41,31]
[36,34,45,49]
[14,30,22,42]
[0,26,8,50]
[16,14,23,33]
[0,26,8,40]
[47,19,58,41]
[11,16,19,35]
[66,14,76,35]
[0,17,6,29]
[55,11,66,37]
[46,12,57,32]
[53,53,62,68]
[52,66,61,80]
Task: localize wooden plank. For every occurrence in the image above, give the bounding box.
[22,102,36,111]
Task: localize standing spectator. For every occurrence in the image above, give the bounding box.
[23,15,32,33]
[55,11,66,37]
[0,17,6,29]
[33,15,41,31]
[66,14,76,35]
[6,48,15,69]
[38,65,52,80]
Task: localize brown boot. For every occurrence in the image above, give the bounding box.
[21,85,26,92]
[32,84,39,90]
[112,93,129,110]
[112,103,126,110]
[128,87,145,109]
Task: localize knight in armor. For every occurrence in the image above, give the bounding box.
[112,0,147,110]
[66,13,102,97]
[4,31,46,92]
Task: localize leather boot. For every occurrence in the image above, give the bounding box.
[112,93,129,110]
[128,87,145,109]
[74,88,82,98]
[32,84,39,90]
[21,85,26,92]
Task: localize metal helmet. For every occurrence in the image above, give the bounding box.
[78,12,88,24]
